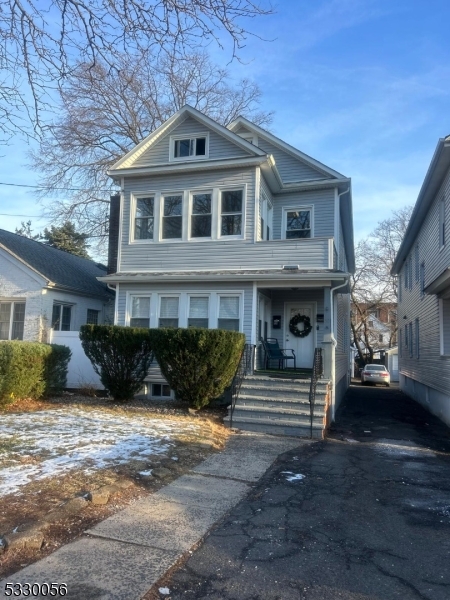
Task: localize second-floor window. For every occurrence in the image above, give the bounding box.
[134,197,154,240]
[221,190,243,236]
[162,195,183,239]
[284,208,311,239]
[191,193,212,238]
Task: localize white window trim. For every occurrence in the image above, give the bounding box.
[159,190,186,242]
[218,186,247,240]
[188,190,214,241]
[439,298,450,357]
[0,299,26,340]
[125,293,153,327]
[169,133,210,162]
[159,294,181,327]
[130,193,159,244]
[187,293,211,327]
[216,292,244,332]
[281,206,314,240]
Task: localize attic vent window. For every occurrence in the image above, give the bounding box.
[172,135,208,160]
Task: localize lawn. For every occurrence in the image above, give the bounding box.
[0,396,229,579]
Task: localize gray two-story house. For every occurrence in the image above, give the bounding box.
[101,105,355,436]
[392,135,450,427]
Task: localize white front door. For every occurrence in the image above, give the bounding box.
[284,302,316,369]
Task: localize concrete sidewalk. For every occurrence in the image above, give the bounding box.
[0,432,303,600]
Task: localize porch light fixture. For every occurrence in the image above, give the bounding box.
[282,265,300,271]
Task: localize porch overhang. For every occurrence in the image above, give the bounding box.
[98,269,350,288]
[424,267,450,298]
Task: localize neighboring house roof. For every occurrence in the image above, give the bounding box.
[0,229,112,299]
[391,135,450,274]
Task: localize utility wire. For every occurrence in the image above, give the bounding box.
[0,181,116,192]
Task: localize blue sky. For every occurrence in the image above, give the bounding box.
[1,0,449,243]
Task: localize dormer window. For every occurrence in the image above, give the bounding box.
[171,134,209,161]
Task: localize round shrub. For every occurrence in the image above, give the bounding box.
[149,328,245,410]
[79,325,154,402]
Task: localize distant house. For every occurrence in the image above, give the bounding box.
[391,135,450,426]
[0,229,114,342]
[101,104,355,436]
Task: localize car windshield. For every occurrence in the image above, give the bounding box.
[365,365,386,371]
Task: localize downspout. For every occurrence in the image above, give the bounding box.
[329,277,350,421]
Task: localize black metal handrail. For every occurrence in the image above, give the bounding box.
[308,348,323,438]
[229,343,255,428]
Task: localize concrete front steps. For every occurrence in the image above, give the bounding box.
[225,374,331,439]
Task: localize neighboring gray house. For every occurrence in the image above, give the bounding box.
[0,229,114,342]
[391,135,450,427]
[101,105,355,436]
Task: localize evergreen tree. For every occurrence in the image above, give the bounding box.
[41,221,90,259]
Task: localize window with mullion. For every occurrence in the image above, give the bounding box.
[159,296,179,327]
[134,197,154,240]
[0,302,12,340]
[221,190,243,236]
[130,296,150,328]
[11,303,25,339]
[52,303,72,331]
[285,209,311,239]
[218,296,240,331]
[191,193,212,238]
[162,195,183,239]
[188,296,209,328]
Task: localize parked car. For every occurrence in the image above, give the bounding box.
[361,364,390,387]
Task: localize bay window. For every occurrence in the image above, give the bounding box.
[159,297,179,327]
[218,296,240,331]
[162,195,183,239]
[191,193,212,238]
[188,296,209,328]
[134,197,154,240]
[221,190,243,236]
[130,296,151,328]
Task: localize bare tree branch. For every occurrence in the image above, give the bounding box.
[351,206,413,365]
[30,49,274,255]
[0,0,273,141]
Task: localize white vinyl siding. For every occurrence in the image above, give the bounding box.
[397,163,450,398]
[256,137,328,183]
[132,116,252,167]
[272,188,335,240]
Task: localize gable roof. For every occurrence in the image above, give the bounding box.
[0,229,112,299]
[391,135,450,274]
[228,116,346,180]
[108,104,266,173]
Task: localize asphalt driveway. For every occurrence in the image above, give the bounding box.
[162,382,450,600]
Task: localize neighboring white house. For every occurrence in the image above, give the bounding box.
[0,229,114,342]
[100,104,355,433]
[391,135,450,426]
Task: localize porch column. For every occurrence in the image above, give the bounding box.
[322,287,334,380]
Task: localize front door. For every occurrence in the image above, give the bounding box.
[284,302,315,369]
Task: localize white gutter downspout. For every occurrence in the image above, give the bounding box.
[329,277,350,421]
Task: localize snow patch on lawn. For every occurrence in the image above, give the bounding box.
[0,408,201,496]
[282,471,305,482]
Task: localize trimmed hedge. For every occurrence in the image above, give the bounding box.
[79,325,154,402]
[0,341,71,406]
[149,328,245,409]
[45,344,72,394]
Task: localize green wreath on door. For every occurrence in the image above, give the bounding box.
[289,313,313,338]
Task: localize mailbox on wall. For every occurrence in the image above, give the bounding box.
[272,315,281,329]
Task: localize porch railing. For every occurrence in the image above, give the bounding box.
[229,343,255,429]
[308,347,323,438]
